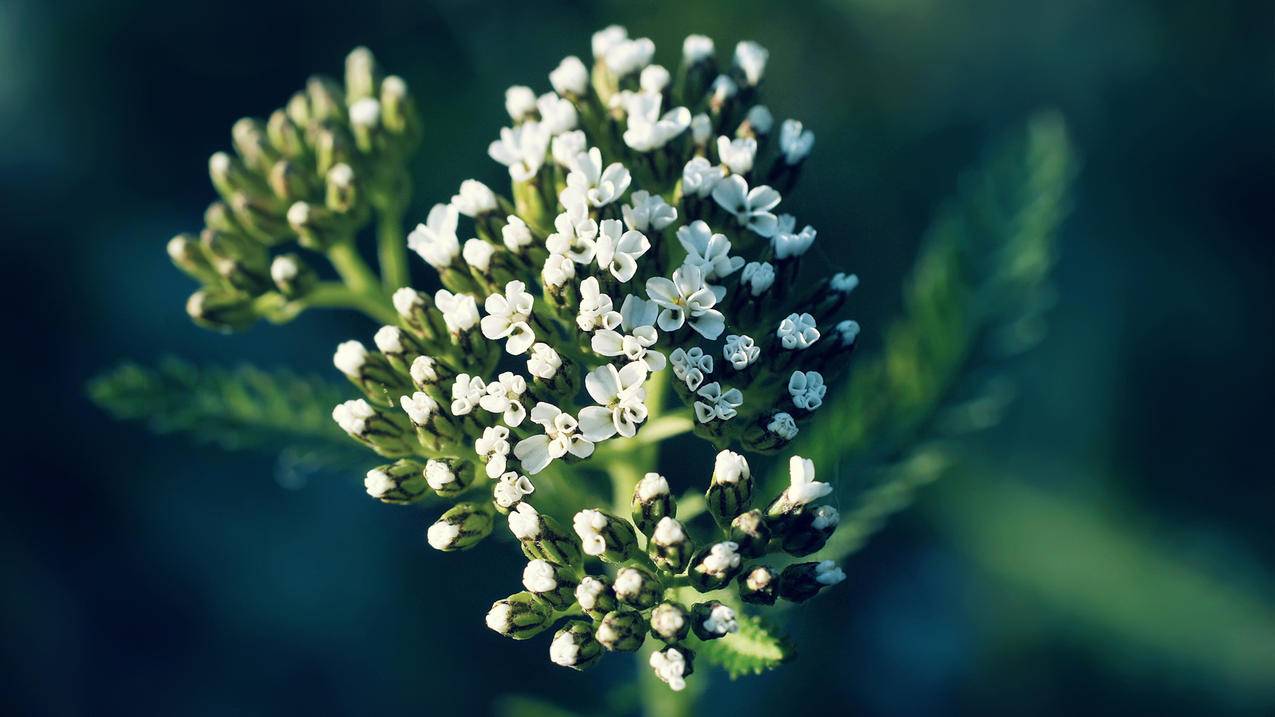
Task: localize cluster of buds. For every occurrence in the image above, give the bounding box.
[321,26,860,690]
[169,47,421,331]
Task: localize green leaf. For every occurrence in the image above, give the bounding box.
[88,356,358,454]
[696,613,794,679]
[492,695,585,717]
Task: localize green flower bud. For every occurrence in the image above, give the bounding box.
[737,564,779,606]
[549,621,603,671]
[186,289,257,332]
[270,253,317,298]
[740,410,797,454]
[408,354,457,396]
[208,151,268,202]
[287,201,346,251]
[485,591,553,641]
[426,501,493,552]
[285,90,312,128]
[313,124,356,178]
[231,117,279,175]
[266,109,308,160]
[203,200,244,235]
[229,192,290,244]
[780,504,839,556]
[372,324,428,374]
[380,75,422,150]
[363,459,429,505]
[706,449,753,525]
[332,398,416,457]
[522,558,579,610]
[612,567,661,610]
[267,159,317,203]
[305,75,347,124]
[333,340,412,407]
[596,608,647,652]
[728,509,772,558]
[325,163,361,215]
[631,472,674,535]
[648,644,695,691]
[166,233,218,284]
[510,503,583,568]
[348,96,383,155]
[572,509,638,564]
[689,541,743,591]
[778,560,846,603]
[765,456,832,533]
[344,46,382,103]
[648,516,692,574]
[391,288,446,344]
[690,600,739,641]
[573,575,618,620]
[423,457,475,498]
[648,602,691,643]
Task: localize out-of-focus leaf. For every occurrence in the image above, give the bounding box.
[696,613,794,679]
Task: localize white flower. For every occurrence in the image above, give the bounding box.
[710,75,737,104]
[514,403,595,475]
[650,647,689,692]
[522,559,557,593]
[713,450,750,484]
[637,473,670,502]
[836,319,861,346]
[392,287,423,318]
[652,516,685,546]
[682,156,723,198]
[682,34,715,64]
[364,467,394,498]
[591,25,628,61]
[745,566,774,591]
[462,238,495,273]
[349,97,380,128]
[777,312,820,350]
[550,55,588,96]
[645,264,726,340]
[504,85,537,121]
[508,502,541,539]
[502,215,533,251]
[373,326,405,355]
[701,541,742,575]
[779,119,815,164]
[576,577,608,611]
[488,121,550,182]
[716,135,757,174]
[690,112,712,145]
[546,211,599,265]
[333,340,367,378]
[450,374,486,415]
[426,521,460,550]
[773,220,816,259]
[722,334,760,369]
[733,40,769,86]
[591,295,667,372]
[541,252,576,288]
[746,104,774,134]
[768,411,799,439]
[476,425,512,479]
[424,459,456,491]
[576,277,622,332]
[550,630,581,667]
[786,456,831,504]
[410,355,438,385]
[565,147,631,208]
[677,220,744,293]
[270,255,298,283]
[400,391,438,425]
[551,129,588,168]
[712,174,781,237]
[594,218,650,282]
[434,289,479,334]
[526,343,563,380]
[451,179,498,217]
[332,399,374,436]
[485,601,512,634]
[481,280,536,355]
[408,203,461,268]
[788,371,826,410]
[480,371,528,426]
[703,604,739,635]
[536,92,578,135]
[578,362,649,441]
[493,471,535,509]
[622,92,691,152]
[604,37,655,76]
[669,346,714,391]
[572,509,609,556]
[816,559,846,585]
[639,64,670,93]
[622,190,677,232]
[740,261,775,296]
[831,272,860,293]
[693,381,744,423]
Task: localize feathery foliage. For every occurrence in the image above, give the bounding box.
[696,613,794,679]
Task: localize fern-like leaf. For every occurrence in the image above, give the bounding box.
[696,613,795,679]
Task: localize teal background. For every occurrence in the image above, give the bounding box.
[2,0,1272,714]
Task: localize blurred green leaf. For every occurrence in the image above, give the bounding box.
[493,695,585,717]
[696,613,794,679]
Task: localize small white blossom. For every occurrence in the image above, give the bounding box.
[485,602,513,634]
[426,521,461,550]
[652,516,685,546]
[364,467,394,498]
[613,567,645,600]
[693,381,744,423]
[527,343,563,380]
[677,221,744,295]
[575,577,607,611]
[434,289,479,334]
[349,97,380,127]
[508,502,541,540]
[622,92,691,152]
[786,456,832,504]
[400,391,439,425]
[502,215,533,252]
[788,371,827,410]
[836,319,861,346]
[476,425,512,479]
[669,346,714,391]
[536,92,578,135]
[481,280,537,355]
[504,85,537,121]
[703,604,739,636]
[605,37,655,76]
[546,211,599,265]
[551,129,587,168]
[576,277,622,332]
[488,121,550,182]
[522,559,557,593]
[746,104,774,134]
[690,112,713,145]
[424,459,456,491]
[480,371,528,426]
[373,326,405,355]
[740,261,775,297]
[591,25,628,60]
[650,648,690,692]
[333,340,368,378]
[645,264,726,340]
[332,399,374,436]
[639,64,670,93]
[682,34,715,64]
[451,179,498,217]
[716,135,757,174]
[550,630,582,667]
[408,203,461,269]
[572,509,609,556]
[831,272,860,293]
[778,312,820,350]
[594,218,650,282]
[772,218,816,259]
[541,252,576,288]
[816,560,846,585]
[733,41,769,86]
[578,361,649,441]
[462,238,495,273]
[701,541,742,575]
[779,119,815,164]
[392,287,424,320]
[622,190,677,232]
[410,355,438,385]
[768,411,799,439]
[636,473,670,502]
[712,174,781,237]
[722,334,760,369]
[550,55,589,96]
[514,403,595,475]
[270,255,298,283]
[683,159,722,204]
[450,374,486,416]
[564,147,631,208]
[713,450,750,484]
[591,295,666,372]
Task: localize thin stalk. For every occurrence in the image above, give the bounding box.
[376,203,411,291]
[327,241,381,297]
[304,282,398,324]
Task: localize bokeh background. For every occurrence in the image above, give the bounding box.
[3,0,1272,714]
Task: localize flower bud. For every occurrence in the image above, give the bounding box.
[781,504,839,556]
[778,560,845,603]
[728,509,772,558]
[689,541,742,591]
[648,602,690,643]
[363,459,429,505]
[706,449,753,525]
[313,124,357,178]
[167,233,218,284]
[332,340,411,407]
[409,354,456,396]
[486,591,553,640]
[232,116,279,172]
[324,163,361,215]
[649,645,694,691]
[423,457,474,498]
[549,621,603,671]
[332,398,415,457]
[690,600,739,641]
[631,472,674,535]
[344,46,382,103]
[287,201,346,251]
[186,289,257,332]
[740,410,799,453]
[349,97,384,154]
[510,503,583,567]
[266,109,307,160]
[572,509,638,564]
[209,151,268,202]
[648,516,692,574]
[373,324,427,374]
[204,200,244,235]
[492,471,535,511]
[765,456,832,531]
[391,288,444,343]
[596,608,647,652]
[380,75,422,150]
[574,575,618,620]
[270,253,317,298]
[305,75,347,124]
[737,564,779,605]
[426,501,494,552]
[522,558,579,610]
[612,566,661,610]
[229,192,290,244]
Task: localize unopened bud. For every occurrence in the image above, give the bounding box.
[229,192,290,244]
[631,472,674,534]
[331,398,415,457]
[706,449,753,524]
[186,289,256,332]
[765,456,832,531]
[572,509,638,564]
[344,46,382,103]
[325,163,360,214]
[737,564,779,605]
[550,621,604,671]
[574,575,619,620]
[423,457,475,498]
[267,159,317,203]
[270,253,317,298]
[266,109,307,160]
[648,516,692,574]
[596,608,646,652]
[204,200,243,235]
[613,566,661,610]
[305,75,347,124]
[333,339,411,406]
[690,600,739,641]
[689,540,743,591]
[231,117,279,174]
[648,602,690,643]
[426,501,493,552]
[380,75,422,150]
[781,504,839,556]
[167,233,217,284]
[363,459,429,505]
[522,558,579,610]
[486,591,553,640]
[510,503,583,567]
[649,645,694,692]
[778,560,845,603]
[287,201,346,251]
[728,509,772,558]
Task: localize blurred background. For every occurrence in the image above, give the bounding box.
[2,0,1272,714]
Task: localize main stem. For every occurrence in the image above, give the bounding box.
[327,241,381,297]
[376,203,411,292]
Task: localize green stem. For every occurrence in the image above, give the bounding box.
[327,241,381,297]
[376,203,411,291]
[304,282,398,325]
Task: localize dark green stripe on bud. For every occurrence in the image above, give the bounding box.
[363,459,428,505]
[486,591,552,641]
[689,541,743,591]
[613,567,661,610]
[186,289,257,332]
[511,504,583,568]
[270,253,317,298]
[648,602,691,643]
[392,288,444,344]
[631,472,674,535]
[423,457,474,498]
[573,575,618,620]
[728,509,772,558]
[522,558,579,610]
[549,621,603,671]
[707,450,753,525]
[780,505,839,556]
[737,565,779,606]
[778,560,846,603]
[426,501,493,552]
[648,517,693,574]
[572,509,638,564]
[690,600,739,641]
[596,608,647,652]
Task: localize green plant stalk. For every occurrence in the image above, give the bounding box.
[304,282,398,324]
[327,240,382,297]
[376,202,411,292]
